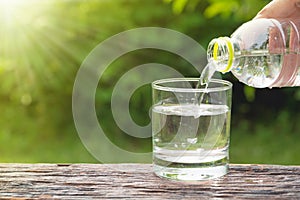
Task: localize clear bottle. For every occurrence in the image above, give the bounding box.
[207,18,300,88]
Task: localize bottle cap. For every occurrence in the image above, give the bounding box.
[211,37,234,73]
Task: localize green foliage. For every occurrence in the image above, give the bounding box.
[243,85,256,102]
[204,0,269,20]
[164,0,268,20]
[231,111,300,164]
[204,0,239,18]
[165,0,189,14]
[164,0,203,14]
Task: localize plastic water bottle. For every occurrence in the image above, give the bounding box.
[207,18,300,88]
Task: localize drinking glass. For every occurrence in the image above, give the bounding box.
[152,78,232,181]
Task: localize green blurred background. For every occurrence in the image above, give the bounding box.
[0,0,299,164]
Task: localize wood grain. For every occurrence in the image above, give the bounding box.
[0,164,299,199]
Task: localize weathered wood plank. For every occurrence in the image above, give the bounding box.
[0,164,299,199]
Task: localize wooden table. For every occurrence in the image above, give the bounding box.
[0,164,299,199]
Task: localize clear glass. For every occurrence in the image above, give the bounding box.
[151,78,232,181]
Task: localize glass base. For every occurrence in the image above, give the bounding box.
[153,164,228,181]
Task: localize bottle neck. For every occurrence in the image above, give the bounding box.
[207,37,235,73]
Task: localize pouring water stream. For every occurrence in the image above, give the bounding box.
[197,62,217,90]
[194,62,217,113]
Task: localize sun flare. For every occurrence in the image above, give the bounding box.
[0,0,83,103]
[0,0,25,6]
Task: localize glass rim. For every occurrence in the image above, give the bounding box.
[152,78,232,92]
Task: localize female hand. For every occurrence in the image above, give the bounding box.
[254,0,300,87]
[254,0,300,19]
